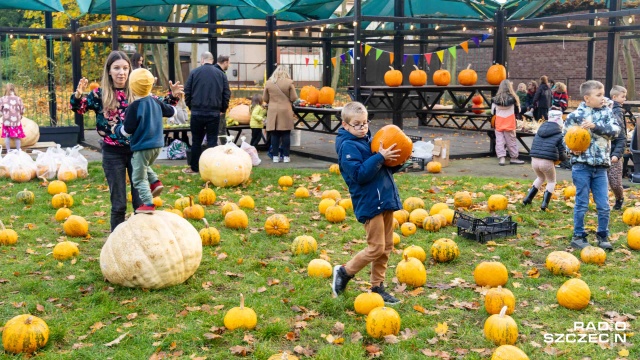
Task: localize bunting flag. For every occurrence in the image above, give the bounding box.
[389,52,394,64]
[403,54,408,64]
[413,54,420,65]
[348,49,354,58]
[340,53,346,63]
[365,44,372,56]
[305,58,309,66]
[375,48,383,60]
[436,50,445,63]
[509,37,517,50]
[472,37,480,47]
[448,46,457,59]
[424,53,432,65]
[313,59,318,68]
[460,41,469,53]
[331,57,337,67]
[481,34,490,42]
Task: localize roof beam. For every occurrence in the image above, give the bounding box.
[506,7,640,26]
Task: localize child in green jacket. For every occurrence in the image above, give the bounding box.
[249,94,267,147]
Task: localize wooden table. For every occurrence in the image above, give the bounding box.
[163,127,191,147]
[623,100,640,125]
[293,106,342,133]
[347,85,498,128]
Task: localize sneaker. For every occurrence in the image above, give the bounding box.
[499,157,505,166]
[135,204,155,214]
[283,156,291,163]
[182,168,199,175]
[273,157,280,163]
[596,234,614,251]
[622,184,630,190]
[150,180,164,197]
[510,158,525,165]
[371,284,401,305]
[570,235,590,250]
[331,265,353,297]
[613,198,624,211]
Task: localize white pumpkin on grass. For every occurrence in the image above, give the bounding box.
[199,141,252,187]
[99,211,202,289]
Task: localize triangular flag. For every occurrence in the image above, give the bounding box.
[403,54,408,64]
[313,59,318,68]
[348,49,354,58]
[375,48,383,60]
[413,54,420,65]
[509,37,517,50]
[448,46,457,59]
[460,41,469,53]
[436,50,444,63]
[389,52,394,64]
[472,37,480,47]
[481,34,490,42]
[340,53,346,63]
[305,57,309,66]
[331,57,337,67]
[424,53,432,65]
[365,44,372,56]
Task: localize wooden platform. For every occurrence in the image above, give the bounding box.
[1,141,58,154]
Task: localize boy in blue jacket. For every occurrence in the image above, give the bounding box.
[331,102,403,304]
[114,68,177,213]
[563,80,620,250]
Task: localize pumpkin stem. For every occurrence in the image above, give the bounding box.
[202,218,210,228]
[388,66,395,71]
[466,64,472,70]
[403,253,408,261]
[499,305,508,317]
[412,64,420,71]
[205,181,210,190]
[240,293,245,309]
[281,352,288,360]
[39,175,48,185]
[24,316,33,325]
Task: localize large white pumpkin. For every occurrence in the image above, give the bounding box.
[10,117,40,148]
[199,142,252,187]
[227,104,251,125]
[99,211,202,289]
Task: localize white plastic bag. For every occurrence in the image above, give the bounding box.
[240,136,261,166]
[33,150,58,179]
[9,150,37,182]
[67,145,89,178]
[57,156,78,182]
[412,141,434,160]
[0,148,19,178]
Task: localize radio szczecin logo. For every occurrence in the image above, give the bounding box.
[544,322,628,344]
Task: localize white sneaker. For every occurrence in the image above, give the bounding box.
[283,156,290,163]
[273,157,279,163]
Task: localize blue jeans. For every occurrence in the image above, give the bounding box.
[572,163,610,237]
[190,113,220,172]
[270,130,291,157]
[102,148,142,231]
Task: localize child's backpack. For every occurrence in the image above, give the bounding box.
[167,139,188,160]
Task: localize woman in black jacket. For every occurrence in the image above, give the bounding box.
[531,75,553,120]
[523,109,567,210]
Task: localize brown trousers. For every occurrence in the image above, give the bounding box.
[344,211,394,287]
[608,160,624,201]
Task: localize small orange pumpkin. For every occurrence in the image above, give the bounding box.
[486,63,507,85]
[370,125,413,167]
[409,65,427,86]
[300,85,319,104]
[432,68,451,86]
[426,161,442,173]
[384,66,403,87]
[458,64,478,86]
[472,95,484,105]
[318,86,335,105]
[564,126,591,152]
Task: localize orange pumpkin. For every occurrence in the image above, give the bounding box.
[458,64,478,86]
[564,126,591,152]
[433,68,451,86]
[426,161,442,173]
[88,81,100,91]
[370,125,413,167]
[472,95,484,105]
[472,103,484,114]
[318,86,335,105]
[486,63,507,85]
[300,85,319,104]
[409,65,427,86]
[384,66,403,87]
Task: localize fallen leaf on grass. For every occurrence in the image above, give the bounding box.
[527,267,540,278]
[383,334,398,344]
[435,322,448,337]
[229,345,252,356]
[293,345,315,357]
[619,348,630,357]
[203,333,221,340]
[331,321,344,335]
[365,344,382,357]
[104,332,129,347]
[351,332,363,342]
[400,328,418,340]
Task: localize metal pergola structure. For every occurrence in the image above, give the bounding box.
[1,0,640,140]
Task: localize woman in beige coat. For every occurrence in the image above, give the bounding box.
[263,65,298,163]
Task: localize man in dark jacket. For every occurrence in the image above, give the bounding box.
[183,51,231,174]
[532,76,553,120]
[214,55,231,142]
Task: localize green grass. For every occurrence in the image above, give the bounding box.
[0,163,638,359]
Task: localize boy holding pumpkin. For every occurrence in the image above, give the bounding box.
[563,80,619,250]
[331,102,403,305]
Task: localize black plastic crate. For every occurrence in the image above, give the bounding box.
[403,135,426,172]
[453,211,517,243]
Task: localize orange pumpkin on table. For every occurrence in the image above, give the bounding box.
[300,85,319,104]
[458,64,478,86]
[370,125,413,167]
[384,66,403,87]
[409,65,427,86]
[486,63,507,85]
[318,86,335,105]
[432,68,451,86]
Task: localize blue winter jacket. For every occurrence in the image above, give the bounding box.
[335,128,402,223]
[563,102,620,167]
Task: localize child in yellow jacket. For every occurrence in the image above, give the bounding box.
[249,94,267,147]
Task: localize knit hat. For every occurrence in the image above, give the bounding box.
[129,68,154,97]
[548,109,564,126]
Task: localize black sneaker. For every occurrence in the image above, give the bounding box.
[331,265,353,297]
[596,234,614,251]
[570,235,590,250]
[613,198,624,211]
[371,284,401,305]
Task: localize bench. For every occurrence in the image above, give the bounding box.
[226,124,267,145]
[163,127,191,147]
[416,109,492,130]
